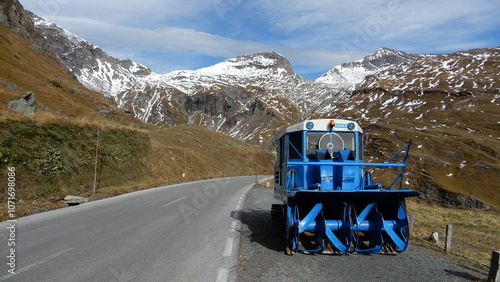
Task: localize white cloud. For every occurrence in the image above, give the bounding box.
[28,0,211,27]
[21,0,500,79]
[49,16,265,56]
[50,15,365,69]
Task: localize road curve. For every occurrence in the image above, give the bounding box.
[0,176,260,281]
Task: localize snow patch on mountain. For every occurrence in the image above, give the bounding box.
[316,48,429,88]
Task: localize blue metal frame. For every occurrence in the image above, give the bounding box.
[278,140,413,195]
[274,121,419,255]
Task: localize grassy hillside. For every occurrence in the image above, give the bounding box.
[407,200,499,269]
[0,115,273,220]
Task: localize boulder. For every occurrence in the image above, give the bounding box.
[8,92,37,114]
[428,232,440,245]
[63,195,86,206]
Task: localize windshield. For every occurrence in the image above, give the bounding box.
[306,132,356,159]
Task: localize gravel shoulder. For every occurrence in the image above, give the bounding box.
[237,185,489,282]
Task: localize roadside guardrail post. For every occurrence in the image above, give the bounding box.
[489,250,499,282]
[445,225,452,253]
[409,214,415,236]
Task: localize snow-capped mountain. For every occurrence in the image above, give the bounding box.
[314,47,499,210]
[30,13,499,146]
[30,13,152,97]
[315,47,428,88]
[31,13,344,145]
[112,53,342,144]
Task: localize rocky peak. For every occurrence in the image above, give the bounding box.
[30,13,152,95]
[362,47,427,69]
[315,47,427,87]
[31,13,153,77]
[0,0,56,58]
[199,51,295,77]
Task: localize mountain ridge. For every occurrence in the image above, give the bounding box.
[30,14,342,144]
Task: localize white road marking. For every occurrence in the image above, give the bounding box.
[216,268,229,282]
[163,196,187,207]
[0,248,73,281]
[217,183,255,282]
[230,220,238,231]
[223,238,234,257]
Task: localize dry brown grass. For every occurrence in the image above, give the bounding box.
[0,111,149,134]
[407,199,500,269]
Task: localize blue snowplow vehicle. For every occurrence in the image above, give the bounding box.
[272,119,419,254]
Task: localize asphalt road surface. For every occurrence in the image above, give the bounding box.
[0,176,261,282]
[0,177,489,282]
[238,185,489,282]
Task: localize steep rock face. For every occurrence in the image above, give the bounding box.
[110,54,315,143]
[0,0,56,58]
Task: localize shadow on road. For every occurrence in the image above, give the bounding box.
[444,268,483,281]
[238,208,284,253]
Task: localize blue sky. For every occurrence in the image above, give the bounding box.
[21,0,500,80]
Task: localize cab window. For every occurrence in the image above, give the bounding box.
[306,132,356,159]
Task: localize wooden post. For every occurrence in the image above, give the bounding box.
[92,127,100,194]
[183,150,186,178]
[445,224,452,253]
[409,214,416,236]
[489,250,499,282]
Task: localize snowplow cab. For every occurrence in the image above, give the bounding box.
[273,119,419,254]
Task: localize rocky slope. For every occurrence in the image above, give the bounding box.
[0,0,56,58]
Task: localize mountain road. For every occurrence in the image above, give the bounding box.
[0,176,260,281]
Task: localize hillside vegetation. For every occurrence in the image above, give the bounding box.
[0,115,273,220]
